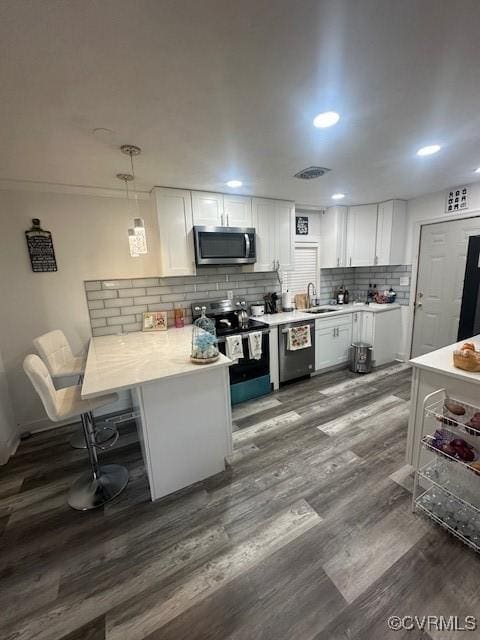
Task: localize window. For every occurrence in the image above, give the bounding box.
[283,244,319,295]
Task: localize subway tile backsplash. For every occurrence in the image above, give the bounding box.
[319,264,412,306]
[85,268,281,337]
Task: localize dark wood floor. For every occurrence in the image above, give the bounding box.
[1,363,480,640]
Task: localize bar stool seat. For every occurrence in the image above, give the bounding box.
[23,354,129,510]
[33,330,113,449]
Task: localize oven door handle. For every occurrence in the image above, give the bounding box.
[244,233,251,258]
[217,328,270,344]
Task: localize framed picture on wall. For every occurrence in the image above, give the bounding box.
[142,311,168,331]
[296,215,309,235]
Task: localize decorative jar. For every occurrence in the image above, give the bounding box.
[190,307,219,364]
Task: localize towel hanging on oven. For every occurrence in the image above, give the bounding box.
[287,324,311,351]
[225,335,244,361]
[247,331,263,360]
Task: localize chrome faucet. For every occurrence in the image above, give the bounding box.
[307,282,317,309]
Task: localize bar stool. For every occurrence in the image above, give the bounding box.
[23,354,129,510]
[33,330,114,449]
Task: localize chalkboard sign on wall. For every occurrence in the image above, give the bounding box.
[296,215,309,235]
[25,219,58,272]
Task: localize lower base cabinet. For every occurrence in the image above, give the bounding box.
[315,315,352,371]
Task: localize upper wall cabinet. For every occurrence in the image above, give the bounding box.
[252,198,295,272]
[346,204,378,267]
[192,192,253,227]
[152,187,196,276]
[224,195,253,227]
[192,191,224,226]
[319,206,347,268]
[375,199,407,266]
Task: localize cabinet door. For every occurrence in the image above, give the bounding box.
[352,312,361,342]
[346,204,378,266]
[154,188,195,276]
[335,323,353,365]
[320,206,347,268]
[191,191,224,226]
[275,200,295,271]
[224,195,252,228]
[361,311,374,344]
[315,325,338,370]
[252,198,276,271]
[376,200,407,266]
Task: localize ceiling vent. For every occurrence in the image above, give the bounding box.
[294,166,331,180]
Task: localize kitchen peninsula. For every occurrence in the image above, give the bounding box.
[407,336,480,466]
[81,327,233,500]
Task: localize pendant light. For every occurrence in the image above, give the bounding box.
[116,144,147,257]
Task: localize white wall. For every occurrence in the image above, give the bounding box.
[0,187,159,434]
[0,347,17,463]
[402,181,480,358]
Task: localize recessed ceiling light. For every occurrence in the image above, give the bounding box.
[313,111,340,128]
[226,180,242,188]
[416,144,441,156]
[331,193,345,200]
[474,167,480,174]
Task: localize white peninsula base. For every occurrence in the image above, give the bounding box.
[82,328,233,501]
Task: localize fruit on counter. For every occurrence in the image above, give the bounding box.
[444,400,466,416]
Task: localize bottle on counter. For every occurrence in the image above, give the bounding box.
[344,288,349,305]
[367,283,373,304]
[337,284,345,305]
[388,287,396,303]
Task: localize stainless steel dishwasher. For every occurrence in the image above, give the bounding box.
[278,320,316,383]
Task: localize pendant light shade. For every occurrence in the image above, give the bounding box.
[117,145,148,257]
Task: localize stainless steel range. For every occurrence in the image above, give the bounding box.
[192,299,271,405]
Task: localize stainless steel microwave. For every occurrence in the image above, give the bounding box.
[193,226,256,265]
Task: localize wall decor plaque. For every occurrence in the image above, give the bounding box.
[296,215,309,235]
[445,186,469,213]
[25,219,57,272]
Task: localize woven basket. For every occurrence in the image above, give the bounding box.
[453,349,480,372]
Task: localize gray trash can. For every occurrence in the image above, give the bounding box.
[349,342,372,374]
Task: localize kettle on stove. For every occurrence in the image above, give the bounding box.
[235,300,249,329]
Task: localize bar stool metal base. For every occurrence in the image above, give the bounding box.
[67,464,129,511]
[70,425,115,449]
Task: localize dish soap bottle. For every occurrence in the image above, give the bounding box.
[337,284,345,305]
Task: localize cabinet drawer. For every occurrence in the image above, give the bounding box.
[315,313,352,331]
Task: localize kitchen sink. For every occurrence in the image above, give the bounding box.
[304,308,338,314]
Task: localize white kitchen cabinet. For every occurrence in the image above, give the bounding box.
[346,204,378,267]
[353,307,400,366]
[192,191,224,226]
[275,200,295,271]
[153,187,195,276]
[224,195,252,228]
[315,315,352,371]
[252,198,295,272]
[320,206,347,268]
[375,200,407,265]
[352,311,362,342]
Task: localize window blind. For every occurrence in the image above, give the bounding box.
[284,245,318,295]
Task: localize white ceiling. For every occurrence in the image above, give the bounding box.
[1,0,480,206]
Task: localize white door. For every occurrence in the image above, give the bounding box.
[191,192,224,226]
[320,206,347,268]
[412,217,480,357]
[224,195,252,227]
[153,188,195,277]
[315,325,338,370]
[275,201,295,271]
[346,204,378,266]
[252,198,276,271]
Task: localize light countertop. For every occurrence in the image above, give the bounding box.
[409,335,480,384]
[256,303,401,327]
[82,326,231,399]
